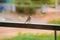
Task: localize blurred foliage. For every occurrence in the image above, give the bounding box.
[3,33,54,40]
[58,0,60,4]
[16,6,24,13]
[48,19,60,24]
[57,34,60,40]
[10,0,60,5]
[16,0,55,5]
[24,7,36,15]
[15,0,55,15]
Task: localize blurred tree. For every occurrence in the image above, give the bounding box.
[58,0,60,4]
[31,0,54,4]
[49,0,55,4]
[15,0,55,15]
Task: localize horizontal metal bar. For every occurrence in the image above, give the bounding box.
[0,22,60,31]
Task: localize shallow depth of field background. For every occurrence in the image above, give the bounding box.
[0,0,60,40]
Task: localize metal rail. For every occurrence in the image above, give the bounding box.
[0,22,60,40]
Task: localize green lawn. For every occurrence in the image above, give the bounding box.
[2,33,54,40]
[2,33,60,40]
[57,34,60,40]
[48,19,60,24]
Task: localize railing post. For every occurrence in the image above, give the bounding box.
[55,30,57,40]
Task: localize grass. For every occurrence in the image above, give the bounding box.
[3,33,55,40]
[57,34,60,40]
[48,19,60,24]
[2,33,60,40]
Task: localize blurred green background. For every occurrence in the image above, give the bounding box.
[2,33,60,40]
[3,33,54,40]
[48,19,60,24]
[11,0,56,15]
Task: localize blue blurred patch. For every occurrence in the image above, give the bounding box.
[0,6,5,11]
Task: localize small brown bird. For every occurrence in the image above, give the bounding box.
[25,15,31,23]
